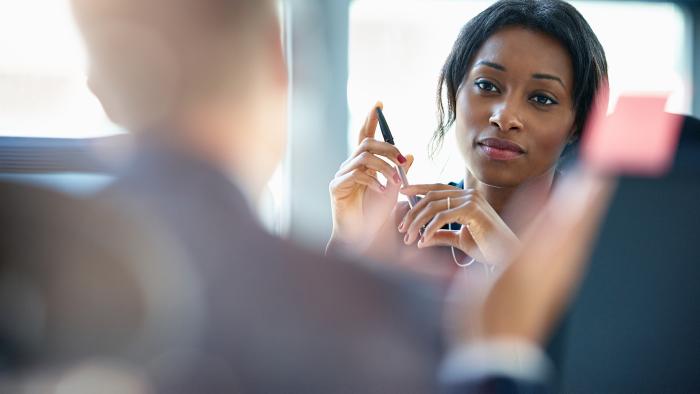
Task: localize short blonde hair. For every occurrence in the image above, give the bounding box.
[72,0,276,130]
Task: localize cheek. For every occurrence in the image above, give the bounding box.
[454,89,485,151]
[536,129,568,153]
[454,91,468,154]
[529,114,574,164]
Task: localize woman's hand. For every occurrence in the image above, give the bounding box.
[328,103,413,251]
[446,167,615,345]
[398,184,520,265]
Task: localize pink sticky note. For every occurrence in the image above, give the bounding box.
[582,94,683,176]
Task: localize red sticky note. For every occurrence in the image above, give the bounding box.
[582,94,683,176]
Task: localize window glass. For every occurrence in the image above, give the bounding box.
[0,0,121,138]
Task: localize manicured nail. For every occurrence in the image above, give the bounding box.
[393,173,401,183]
[397,222,403,231]
[397,154,407,164]
[404,233,410,244]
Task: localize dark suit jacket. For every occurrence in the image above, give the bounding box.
[0,181,196,376]
[99,145,445,393]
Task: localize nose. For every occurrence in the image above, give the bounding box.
[489,98,524,132]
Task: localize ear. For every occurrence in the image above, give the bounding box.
[266,18,288,89]
[86,73,124,127]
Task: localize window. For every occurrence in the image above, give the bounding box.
[0,0,122,138]
[0,0,288,232]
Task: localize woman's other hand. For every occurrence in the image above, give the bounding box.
[446,166,615,346]
[328,102,413,251]
[399,184,519,265]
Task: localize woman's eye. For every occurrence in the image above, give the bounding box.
[475,80,498,92]
[530,94,558,106]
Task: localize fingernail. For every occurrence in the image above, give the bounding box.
[397,154,407,164]
[379,185,386,191]
[404,233,410,244]
[393,173,401,183]
[397,222,404,231]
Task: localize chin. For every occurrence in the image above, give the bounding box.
[470,165,526,188]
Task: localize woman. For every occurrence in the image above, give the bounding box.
[328,0,608,273]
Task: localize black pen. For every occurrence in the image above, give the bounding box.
[375,107,419,208]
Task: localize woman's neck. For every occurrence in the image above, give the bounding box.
[465,168,556,234]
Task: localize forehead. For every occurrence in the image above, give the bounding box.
[471,26,573,87]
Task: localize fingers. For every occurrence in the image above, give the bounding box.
[358,101,383,144]
[332,101,414,201]
[330,169,385,194]
[393,200,411,218]
[400,183,459,196]
[398,189,469,238]
[419,228,484,262]
[337,152,401,186]
[404,154,415,174]
[417,229,460,248]
[349,137,408,168]
[352,102,409,168]
[401,194,469,245]
[420,202,471,241]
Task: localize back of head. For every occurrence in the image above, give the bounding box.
[71,0,277,131]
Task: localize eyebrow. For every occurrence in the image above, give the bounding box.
[532,73,566,89]
[474,60,506,71]
[473,60,566,89]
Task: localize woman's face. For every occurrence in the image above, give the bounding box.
[455,26,575,187]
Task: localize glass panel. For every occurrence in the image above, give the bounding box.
[0,0,121,138]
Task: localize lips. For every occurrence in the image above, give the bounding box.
[477,138,525,161]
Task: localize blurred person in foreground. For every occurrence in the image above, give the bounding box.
[71,0,445,392]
